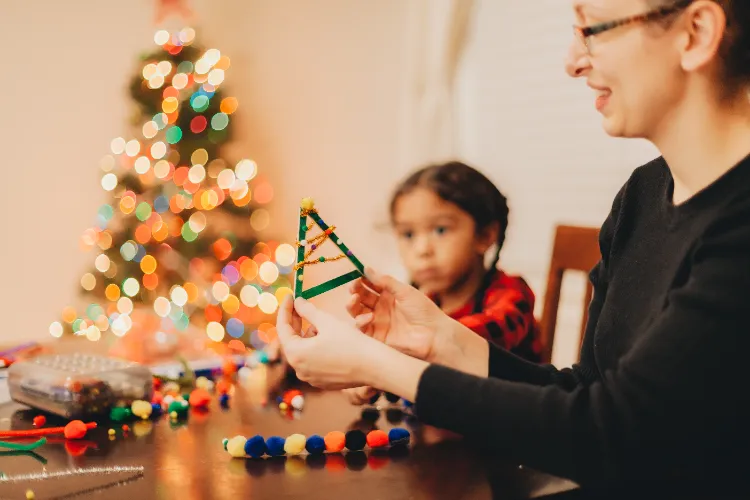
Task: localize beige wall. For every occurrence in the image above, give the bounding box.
[0,0,410,344]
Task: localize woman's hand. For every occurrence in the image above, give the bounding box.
[348,268,490,378]
[342,386,379,405]
[276,295,384,389]
[347,268,450,362]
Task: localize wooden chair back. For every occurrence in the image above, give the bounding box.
[539,225,601,363]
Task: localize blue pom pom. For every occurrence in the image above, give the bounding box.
[276,396,284,404]
[388,427,410,446]
[151,403,163,415]
[402,399,413,407]
[266,436,286,456]
[244,435,267,458]
[219,394,230,407]
[305,435,325,455]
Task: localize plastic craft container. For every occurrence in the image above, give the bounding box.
[7,353,153,419]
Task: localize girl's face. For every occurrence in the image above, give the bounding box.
[391,187,496,295]
[565,0,688,139]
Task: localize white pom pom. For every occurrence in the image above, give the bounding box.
[291,394,304,410]
[163,395,175,406]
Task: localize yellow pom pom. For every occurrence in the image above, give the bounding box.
[26,490,35,499]
[227,435,247,458]
[284,433,306,455]
[131,400,153,419]
[279,402,288,411]
[195,376,211,390]
[300,197,315,210]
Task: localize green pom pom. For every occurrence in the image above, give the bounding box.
[182,393,191,403]
[168,400,189,416]
[110,407,132,422]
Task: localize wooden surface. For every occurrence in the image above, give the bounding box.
[0,358,579,500]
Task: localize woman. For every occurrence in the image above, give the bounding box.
[277,0,750,491]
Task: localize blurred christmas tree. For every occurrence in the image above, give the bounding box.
[50,28,294,351]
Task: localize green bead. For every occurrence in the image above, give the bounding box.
[319,257,325,262]
[222,438,229,450]
[302,225,307,232]
[110,407,132,422]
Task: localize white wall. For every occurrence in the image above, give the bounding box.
[0,0,410,343]
[455,0,659,365]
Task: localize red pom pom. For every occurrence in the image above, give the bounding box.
[366,430,389,448]
[152,377,163,390]
[189,388,211,408]
[324,431,346,452]
[63,420,88,439]
[32,415,46,427]
[282,389,303,405]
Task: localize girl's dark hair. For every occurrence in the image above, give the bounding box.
[389,161,509,307]
[652,0,750,88]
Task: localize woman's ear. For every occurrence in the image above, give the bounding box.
[475,222,499,254]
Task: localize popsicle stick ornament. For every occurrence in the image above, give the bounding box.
[294,198,365,299]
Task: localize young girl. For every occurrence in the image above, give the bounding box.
[388,161,542,361]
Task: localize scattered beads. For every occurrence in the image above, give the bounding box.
[290,395,304,411]
[121,425,130,433]
[194,376,210,390]
[188,388,211,408]
[110,407,132,422]
[131,400,153,419]
[108,429,116,436]
[219,393,230,407]
[223,428,411,459]
[63,421,88,440]
[26,489,35,499]
[167,400,189,417]
[32,415,46,427]
[169,411,178,419]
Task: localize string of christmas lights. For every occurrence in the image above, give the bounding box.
[50,28,292,349]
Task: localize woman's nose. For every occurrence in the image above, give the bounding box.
[565,39,591,77]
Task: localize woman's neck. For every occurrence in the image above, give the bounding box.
[653,88,750,205]
[436,261,488,315]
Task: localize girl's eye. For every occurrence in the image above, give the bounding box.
[400,231,414,240]
[434,226,447,235]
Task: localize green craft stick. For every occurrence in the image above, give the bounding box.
[308,212,365,274]
[294,202,365,299]
[299,270,362,300]
[294,211,307,298]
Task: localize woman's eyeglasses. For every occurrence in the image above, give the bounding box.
[573,0,694,54]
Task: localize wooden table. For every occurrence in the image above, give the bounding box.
[0,358,579,499]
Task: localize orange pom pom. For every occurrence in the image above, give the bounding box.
[222,359,237,376]
[151,391,164,405]
[32,415,46,427]
[63,420,88,439]
[189,388,211,408]
[216,379,232,395]
[366,430,389,448]
[324,431,346,453]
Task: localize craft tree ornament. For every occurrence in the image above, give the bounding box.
[294,198,365,299]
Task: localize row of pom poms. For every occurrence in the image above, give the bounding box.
[224,428,410,458]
